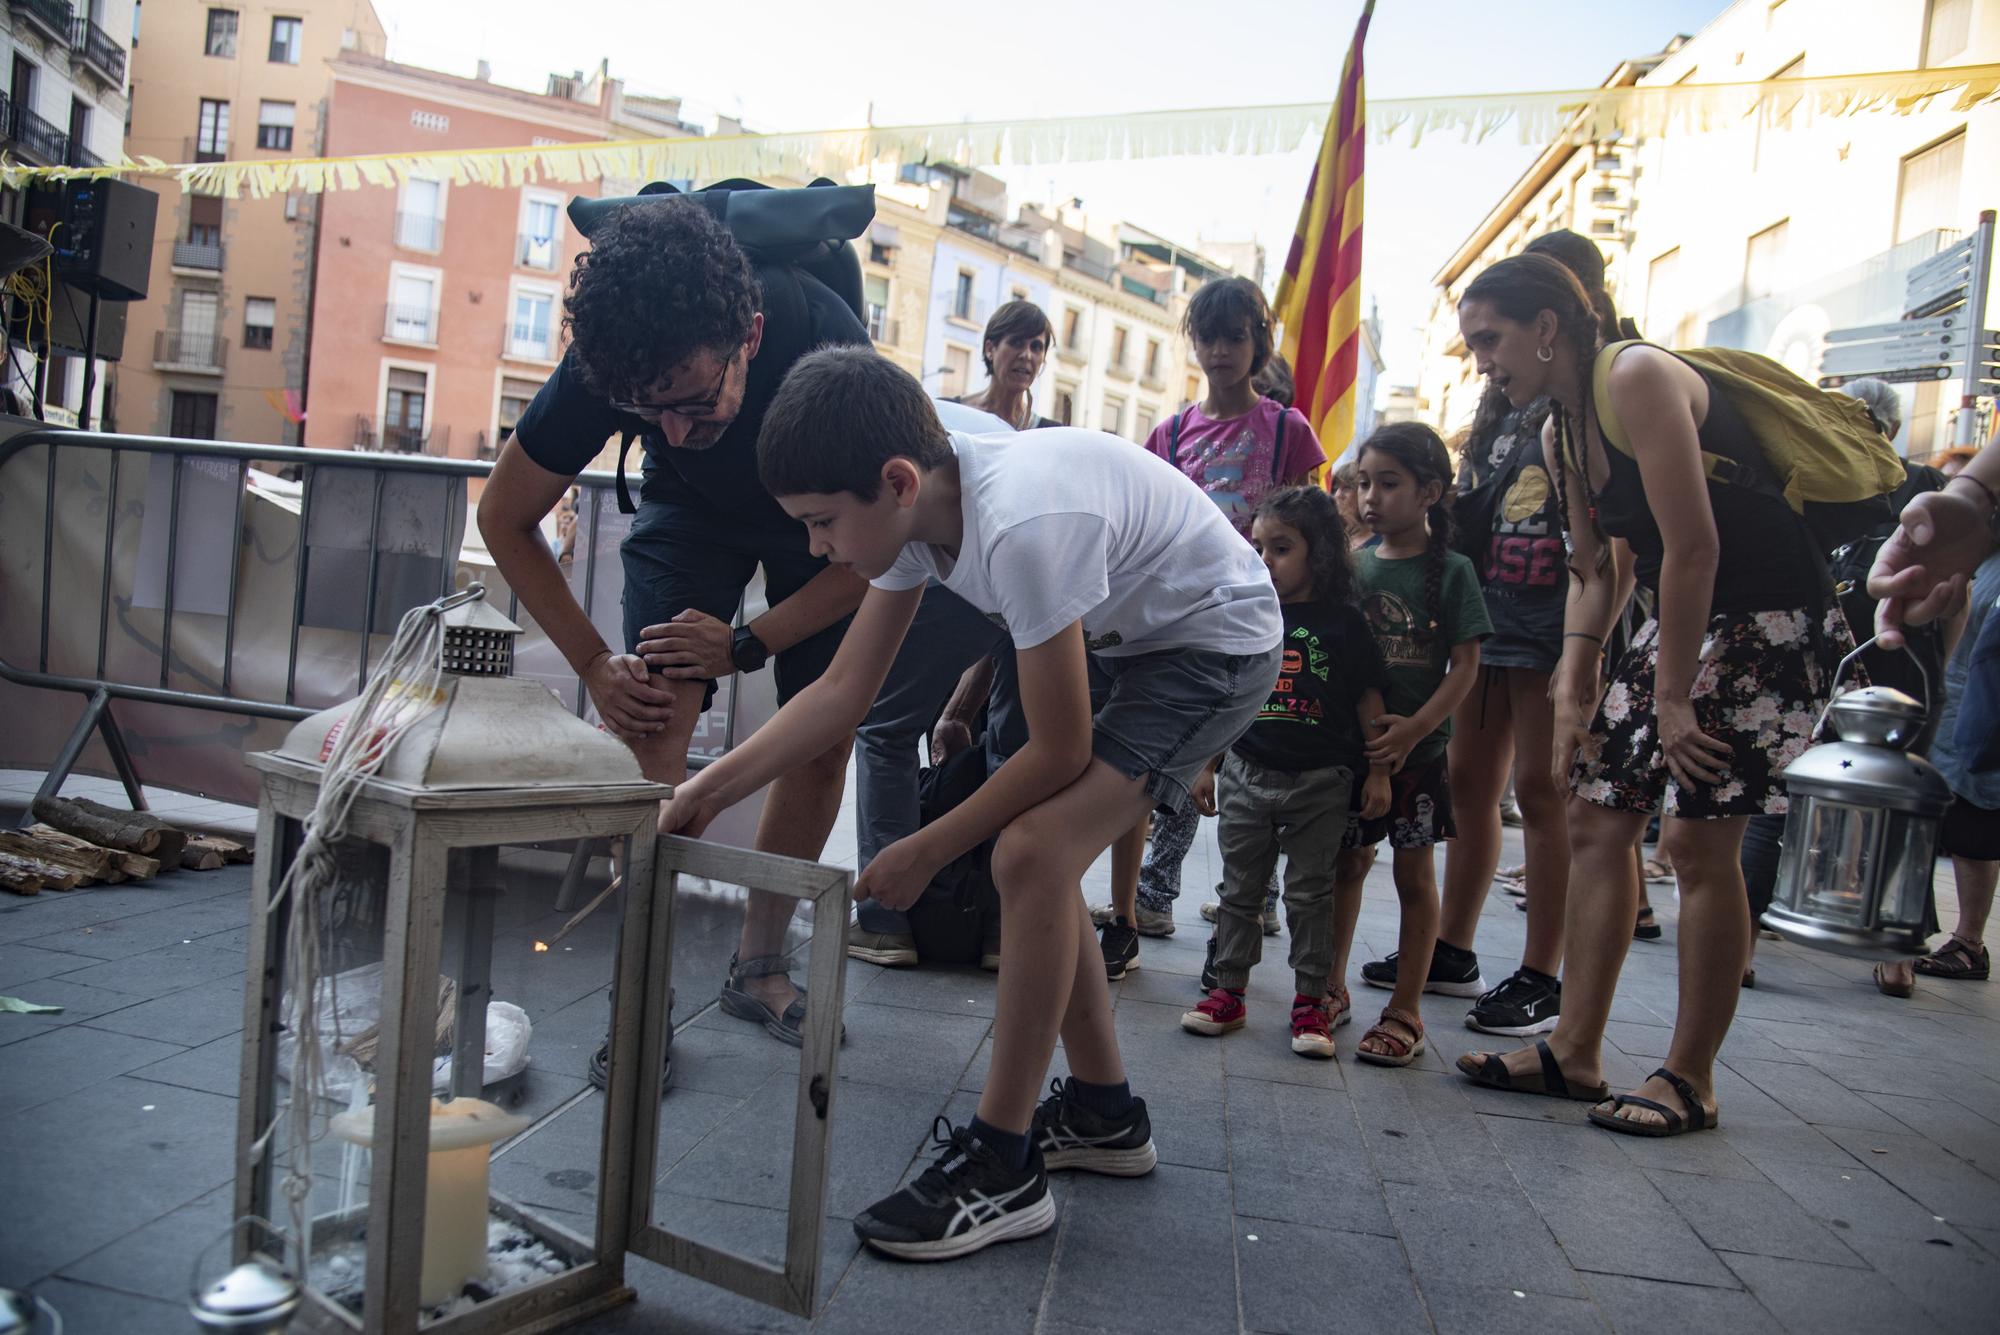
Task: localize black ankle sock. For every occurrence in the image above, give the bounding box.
[1521,965,1560,987]
[1435,940,1475,963]
[1069,1077,1135,1120]
[969,1116,1030,1172]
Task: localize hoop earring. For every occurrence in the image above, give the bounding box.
[1536,345,1554,363]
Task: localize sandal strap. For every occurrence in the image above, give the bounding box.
[1649,1067,1708,1132]
[1535,1039,1570,1098]
[1604,1092,1684,1133]
[730,952,797,981]
[1379,1005,1424,1037]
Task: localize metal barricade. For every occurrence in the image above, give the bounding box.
[0,424,748,830]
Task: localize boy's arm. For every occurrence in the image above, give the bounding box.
[856,621,1096,907]
[662,584,925,833]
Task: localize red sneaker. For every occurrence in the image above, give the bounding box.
[1290,993,1335,1059]
[1181,988,1247,1036]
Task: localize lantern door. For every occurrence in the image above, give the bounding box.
[624,834,853,1318]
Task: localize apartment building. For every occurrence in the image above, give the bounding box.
[2,0,134,427]
[116,0,386,444]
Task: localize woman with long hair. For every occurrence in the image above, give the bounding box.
[1454,253,1851,1137]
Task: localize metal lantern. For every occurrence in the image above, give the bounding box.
[1764,639,1954,961]
[238,587,670,1334]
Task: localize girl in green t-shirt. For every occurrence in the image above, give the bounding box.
[1334,424,1491,1068]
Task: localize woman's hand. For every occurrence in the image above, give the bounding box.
[1657,697,1733,789]
[1548,664,1600,790]
[854,834,944,911]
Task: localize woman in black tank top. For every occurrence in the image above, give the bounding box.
[1448,254,1852,1140]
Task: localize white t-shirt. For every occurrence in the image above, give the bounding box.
[872,428,1281,657]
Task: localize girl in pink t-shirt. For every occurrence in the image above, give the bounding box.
[1143,278,1327,535]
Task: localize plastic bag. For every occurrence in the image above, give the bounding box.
[279,962,532,1099]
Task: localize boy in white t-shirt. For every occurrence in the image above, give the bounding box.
[661,346,1282,1262]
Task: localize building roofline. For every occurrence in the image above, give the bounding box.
[329,50,616,134]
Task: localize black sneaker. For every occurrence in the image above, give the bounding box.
[1100,917,1140,981]
[852,1119,1055,1261]
[1359,942,1486,998]
[1029,1077,1159,1176]
[1199,934,1218,991]
[1465,968,1562,1036]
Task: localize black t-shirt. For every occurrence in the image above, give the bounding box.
[1465,398,1566,602]
[513,263,870,530]
[1231,599,1388,774]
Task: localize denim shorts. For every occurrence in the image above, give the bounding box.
[1088,645,1282,813]
[620,501,850,711]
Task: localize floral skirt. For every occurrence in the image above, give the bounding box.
[1571,606,1854,820]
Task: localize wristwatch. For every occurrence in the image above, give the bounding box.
[730,625,771,674]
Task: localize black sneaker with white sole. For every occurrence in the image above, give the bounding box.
[1030,1077,1159,1176]
[1200,934,1218,991]
[853,1119,1055,1261]
[1100,917,1140,981]
[1465,967,1562,1036]
[1359,941,1486,997]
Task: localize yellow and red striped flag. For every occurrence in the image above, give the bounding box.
[1274,0,1373,470]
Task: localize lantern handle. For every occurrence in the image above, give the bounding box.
[436,583,486,614]
[188,1215,299,1300]
[1812,634,1930,740]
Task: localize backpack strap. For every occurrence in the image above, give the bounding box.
[613,428,638,515]
[1170,407,1189,469]
[1270,408,1289,484]
[1589,339,1776,501]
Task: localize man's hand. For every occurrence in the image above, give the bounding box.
[1363,713,1423,774]
[584,651,675,741]
[854,834,943,912]
[1190,764,1219,817]
[1359,769,1391,820]
[1871,487,1994,649]
[930,719,975,766]
[639,609,735,679]
[658,780,726,840]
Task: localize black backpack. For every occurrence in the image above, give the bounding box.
[567,178,875,512]
[903,725,1002,965]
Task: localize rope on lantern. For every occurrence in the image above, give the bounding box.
[251,586,478,1273]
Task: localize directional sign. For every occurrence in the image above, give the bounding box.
[1821,364,1997,388]
[1823,314,1971,344]
[1906,236,1975,289]
[1906,274,1971,318]
[1821,344,1994,376]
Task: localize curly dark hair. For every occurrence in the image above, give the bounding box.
[1254,485,1355,606]
[561,200,761,402]
[1356,421,1458,669]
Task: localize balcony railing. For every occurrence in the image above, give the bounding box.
[502,323,556,362]
[382,304,438,345]
[516,232,559,270]
[71,16,126,84]
[10,102,71,166]
[12,0,76,44]
[355,415,449,456]
[154,331,227,373]
[171,239,225,271]
[394,211,444,252]
[184,135,231,164]
[67,141,103,168]
[866,307,899,345]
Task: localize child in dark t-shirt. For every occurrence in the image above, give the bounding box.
[1181,487,1391,1059]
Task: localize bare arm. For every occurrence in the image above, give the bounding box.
[1364,640,1481,771]
[745,563,870,655]
[1871,440,2000,647]
[1549,420,1628,786]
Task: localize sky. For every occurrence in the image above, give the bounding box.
[366,0,1734,398]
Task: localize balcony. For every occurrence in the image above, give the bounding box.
[12,0,75,45]
[71,15,127,84]
[9,102,70,167]
[516,232,559,271]
[394,211,444,252]
[382,303,438,346]
[153,331,227,374]
[171,239,225,272]
[67,141,103,168]
[946,296,990,329]
[502,322,557,364]
[1104,360,1135,383]
[355,415,449,456]
[866,307,899,346]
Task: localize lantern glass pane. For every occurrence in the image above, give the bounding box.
[1797,800,1885,926]
[1879,815,1939,929]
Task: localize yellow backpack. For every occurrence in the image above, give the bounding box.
[1589,339,1905,551]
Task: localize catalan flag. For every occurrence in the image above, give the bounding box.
[1275,0,1373,469]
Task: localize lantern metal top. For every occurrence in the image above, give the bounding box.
[1824,685,1928,749]
[191,1260,302,1329]
[1782,738,1955,813]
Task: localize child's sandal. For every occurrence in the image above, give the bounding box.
[1355,1006,1426,1068]
[1330,983,1353,1029]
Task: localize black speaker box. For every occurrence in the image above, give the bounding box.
[5,276,127,362]
[25,177,158,302]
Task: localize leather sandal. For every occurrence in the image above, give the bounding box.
[1455,1038,1610,1102]
[1588,1066,1717,1138]
[1913,936,1990,981]
[1355,1006,1426,1068]
[1872,962,1914,998]
[720,952,844,1048]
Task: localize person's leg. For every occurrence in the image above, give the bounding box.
[1207,758,1280,993]
[981,761,1159,1132]
[1739,812,1784,980]
[1277,767,1351,1000]
[1110,817,1146,920]
[1952,856,1998,943]
[1439,676,1514,952]
[1133,800,1199,931]
[1505,669,1569,976]
[730,736,856,1012]
[1357,844,1440,1060]
[1329,845,1375,991]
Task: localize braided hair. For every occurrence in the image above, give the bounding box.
[1356,422,1458,669]
[1254,485,1356,607]
[1460,253,1610,578]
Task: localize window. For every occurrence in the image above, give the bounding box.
[941,343,972,398]
[204,8,237,57]
[256,101,294,151]
[243,297,275,349]
[171,391,219,439]
[1590,218,1620,237]
[1593,152,1623,173]
[1186,373,1200,404]
[410,110,450,133]
[868,239,894,265]
[497,376,539,444]
[1923,0,1971,67]
[1646,248,1687,348]
[397,177,443,251]
[1743,221,1790,303]
[10,55,34,119]
[1111,326,1130,368]
[864,274,891,342]
[1061,308,1081,351]
[1103,395,1125,437]
[197,99,230,157]
[510,288,555,360]
[388,271,436,343]
[67,99,90,162]
[1055,384,1075,426]
[269,16,302,64]
[1895,131,1965,245]
[1144,338,1161,380]
[187,195,222,248]
[953,270,975,321]
[383,368,428,451]
[518,194,560,269]
[1136,406,1156,439]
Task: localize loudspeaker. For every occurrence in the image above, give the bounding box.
[5,276,127,362]
[26,178,158,302]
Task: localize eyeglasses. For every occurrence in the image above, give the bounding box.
[611,349,736,422]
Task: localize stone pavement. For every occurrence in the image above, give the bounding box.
[1,768,1996,1333]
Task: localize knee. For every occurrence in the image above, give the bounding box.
[1513,765,1565,819]
[1660,821,1737,884]
[1566,800,1631,858]
[992,820,1059,901]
